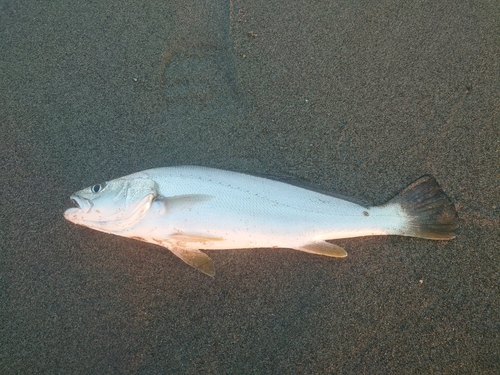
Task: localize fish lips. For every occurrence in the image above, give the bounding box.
[64,194,93,221]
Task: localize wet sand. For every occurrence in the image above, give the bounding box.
[1,0,499,373]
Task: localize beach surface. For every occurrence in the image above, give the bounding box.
[1,0,499,373]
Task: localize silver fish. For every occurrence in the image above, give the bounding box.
[64,166,458,276]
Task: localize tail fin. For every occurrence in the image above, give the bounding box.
[386,176,458,240]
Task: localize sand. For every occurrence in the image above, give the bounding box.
[1,0,499,373]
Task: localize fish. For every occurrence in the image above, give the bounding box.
[64,166,458,276]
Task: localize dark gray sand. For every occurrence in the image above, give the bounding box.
[1,0,499,373]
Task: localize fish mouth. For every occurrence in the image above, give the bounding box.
[63,194,94,223]
[69,194,93,214]
[71,198,79,208]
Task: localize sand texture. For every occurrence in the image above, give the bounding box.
[1,0,499,373]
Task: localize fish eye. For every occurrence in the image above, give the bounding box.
[91,182,107,193]
[91,184,101,193]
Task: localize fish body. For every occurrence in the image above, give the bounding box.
[64,166,458,276]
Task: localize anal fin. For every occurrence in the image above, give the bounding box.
[169,246,215,277]
[298,242,348,258]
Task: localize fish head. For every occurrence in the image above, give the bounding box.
[64,176,158,232]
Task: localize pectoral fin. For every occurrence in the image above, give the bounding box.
[297,242,348,258]
[169,246,215,277]
[156,194,214,214]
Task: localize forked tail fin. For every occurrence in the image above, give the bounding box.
[386,176,458,240]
